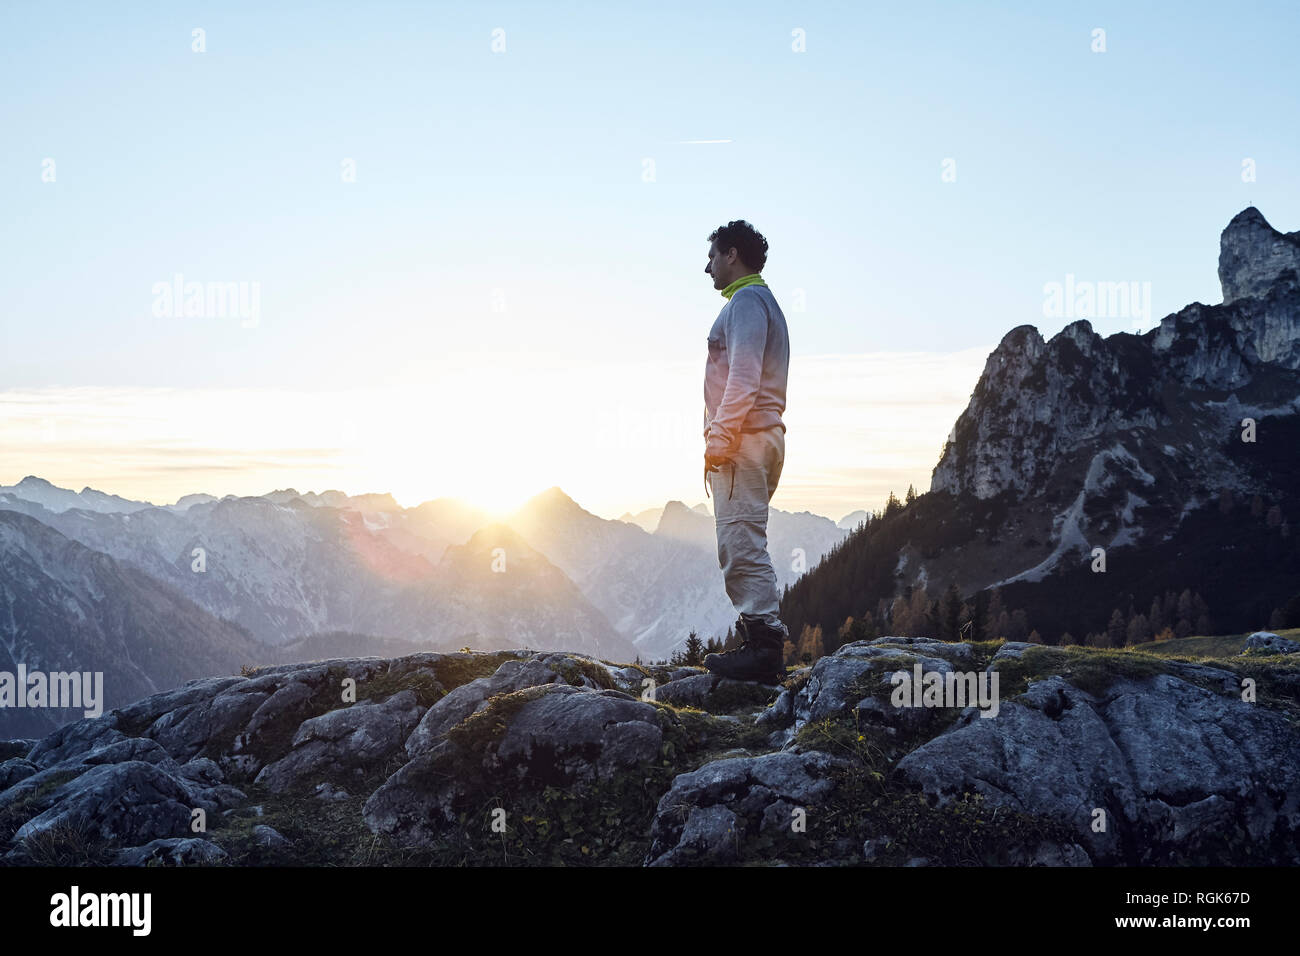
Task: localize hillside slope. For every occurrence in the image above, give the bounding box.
[0,511,264,736]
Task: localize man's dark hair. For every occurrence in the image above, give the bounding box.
[708,220,769,272]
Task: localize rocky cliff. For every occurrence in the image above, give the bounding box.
[932,207,1300,509]
[785,208,1300,641]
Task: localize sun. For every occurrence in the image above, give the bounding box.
[388,471,537,517]
[332,379,582,517]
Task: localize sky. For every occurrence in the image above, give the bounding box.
[2,0,1297,521]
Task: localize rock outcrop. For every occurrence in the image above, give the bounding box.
[896,671,1300,864]
[1245,631,1300,654]
[1,637,1296,866]
[1219,206,1300,305]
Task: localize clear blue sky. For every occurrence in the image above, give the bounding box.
[2,0,1297,517]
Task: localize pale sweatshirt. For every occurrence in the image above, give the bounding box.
[703,274,790,459]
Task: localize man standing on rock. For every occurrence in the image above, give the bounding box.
[699,220,791,683]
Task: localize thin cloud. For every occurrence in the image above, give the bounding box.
[0,346,991,518]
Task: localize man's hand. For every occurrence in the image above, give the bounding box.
[704,451,731,472]
[704,451,731,498]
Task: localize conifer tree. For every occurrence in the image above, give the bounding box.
[984,587,1006,639]
[683,630,706,666]
[940,583,962,641]
[1107,608,1127,647]
[1009,608,1029,642]
[723,624,741,651]
[1126,613,1151,646]
[971,589,989,642]
[884,491,903,518]
[1148,595,1164,635]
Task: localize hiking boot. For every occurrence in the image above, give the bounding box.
[704,617,786,683]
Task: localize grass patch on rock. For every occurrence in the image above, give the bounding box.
[0,770,84,845]
[1199,654,1300,722]
[209,790,416,865]
[354,667,444,708]
[432,651,526,693]
[13,819,118,867]
[444,684,555,753]
[988,643,1299,721]
[993,645,1170,699]
[550,655,616,690]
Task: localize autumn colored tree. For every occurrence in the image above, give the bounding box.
[796,623,825,664]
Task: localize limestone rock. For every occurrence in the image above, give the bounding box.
[403,653,611,756]
[365,683,662,844]
[253,824,292,848]
[255,690,423,793]
[0,758,38,790]
[653,673,777,711]
[14,761,202,846]
[645,750,847,866]
[1245,631,1300,654]
[113,837,228,867]
[896,673,1300,864]
[1219,206,1300,304]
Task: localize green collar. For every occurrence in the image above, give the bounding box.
[721,272,766,299]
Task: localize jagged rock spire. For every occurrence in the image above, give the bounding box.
[1219,206,1300,304]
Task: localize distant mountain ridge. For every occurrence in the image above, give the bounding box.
[509,488,852,657]
[0,477,865,672]
[0,477,153,515]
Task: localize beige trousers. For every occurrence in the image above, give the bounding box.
[708,426,788,638]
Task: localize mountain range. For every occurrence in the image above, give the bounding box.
[0,475,862,733]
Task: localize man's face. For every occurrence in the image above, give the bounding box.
[705,241,740,290]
